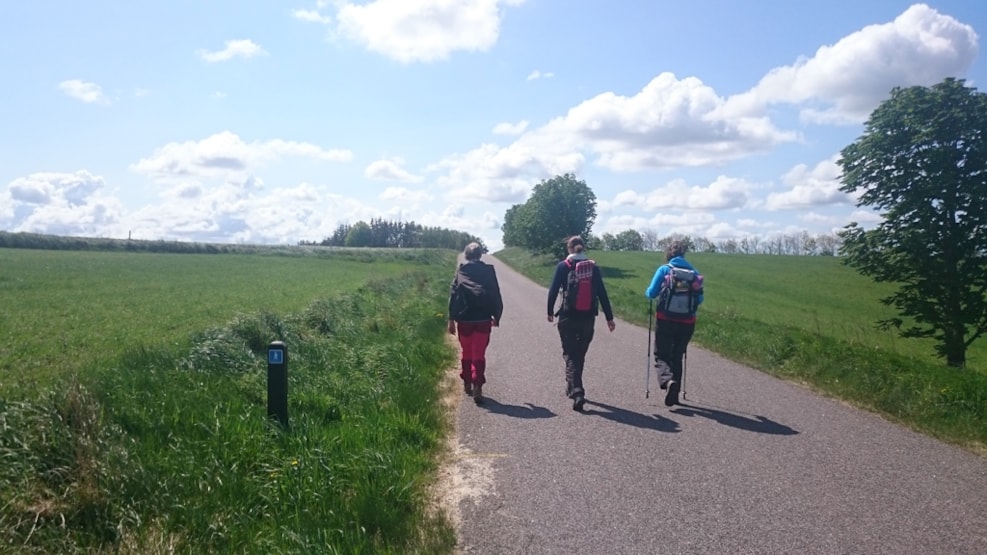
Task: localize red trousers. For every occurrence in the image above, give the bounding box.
[456,321,492,386]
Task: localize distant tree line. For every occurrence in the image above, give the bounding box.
[590,229,843,256]
[304,218,486,252]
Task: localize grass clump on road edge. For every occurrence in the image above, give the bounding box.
[495,247,987,454]
[0,271,458,554]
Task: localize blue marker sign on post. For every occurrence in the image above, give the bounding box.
[267,341,288,428]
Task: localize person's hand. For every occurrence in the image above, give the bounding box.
[547,315,554,324]
[447,321,456,335]
[607,319,616,332]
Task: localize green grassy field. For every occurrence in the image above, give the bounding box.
[496,247,987,452]
[1,247,459,553]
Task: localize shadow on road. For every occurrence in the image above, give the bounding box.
[671,403,799,435]
[479,397,556,419]
[583,400,680,432]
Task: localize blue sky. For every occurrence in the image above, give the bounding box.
[1,1,984,250]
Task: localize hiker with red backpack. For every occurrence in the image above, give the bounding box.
[448,242,504,405]
[645,240,703,406]
[546,235,616,411]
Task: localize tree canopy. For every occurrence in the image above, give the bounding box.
[838,78,987,367]
[501,173,597,258]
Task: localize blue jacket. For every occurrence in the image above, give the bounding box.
[645,256,703,323]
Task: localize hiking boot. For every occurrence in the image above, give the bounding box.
[473,384,483,405]
[572,394,586,412]
[664,381,680,407]
[464,382,473,396]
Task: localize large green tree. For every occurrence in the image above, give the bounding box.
[838,78,987,368]
[501,173,597,258]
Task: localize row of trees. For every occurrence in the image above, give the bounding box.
[502,79,987,368]
[304,218,486,252]
[591,230,843,256]
[498,173,843,257]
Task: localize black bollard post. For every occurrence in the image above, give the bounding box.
[267,341,288,428]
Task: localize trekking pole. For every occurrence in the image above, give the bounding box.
[681,348,688,401]
[645,299,653,398]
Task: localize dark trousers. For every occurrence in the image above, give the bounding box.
[654,319,695,383]
[557,314,595,397]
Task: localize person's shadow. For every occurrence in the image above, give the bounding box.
[671,403,799,435]
[479,397,556,419]
[583,400,680,433]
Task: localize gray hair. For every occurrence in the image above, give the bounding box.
[463,242,484,260]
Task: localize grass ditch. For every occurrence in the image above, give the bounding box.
[1,254,459,553]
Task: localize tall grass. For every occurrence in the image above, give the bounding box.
[496,247,987,452]
[1,248,459,553]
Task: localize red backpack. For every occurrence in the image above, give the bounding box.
[562,259,596,313]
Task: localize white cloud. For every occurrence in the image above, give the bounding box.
[335,0,526,63]
[130,131,353,181]
[722,4,979,124]
[1,171,125,237]
[58,80,111,104]
[428,142,582,203]
[379,186,431,203]
[764,155,851,210]
[292,8,332,24]
[526,70,554,81]
[364,159,424,183]
[198,39,269,62]
[492,120,529,135]
[613,175,754,211]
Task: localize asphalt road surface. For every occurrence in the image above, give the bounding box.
[444,255,987,555]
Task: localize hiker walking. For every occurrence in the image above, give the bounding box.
[547,235,616,411]
[448,242,504,404]
[645,240,703,406]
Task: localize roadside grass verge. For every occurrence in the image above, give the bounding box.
[495,247,987,453]
[1,248,459,553]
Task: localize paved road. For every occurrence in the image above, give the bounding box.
[445,255,987,555]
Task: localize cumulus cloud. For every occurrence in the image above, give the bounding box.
[131,131,352,181]
[613,175,755,211]
[364,159,424,183]
[492,120,529,135]
[292,8,332,24]
[722,4,979,124]
[379,186,431,203]
[1,171,124,237]
[334,0,526,63]
[58,80,111,104]
[198,39,269,62]
[764,155,851,210]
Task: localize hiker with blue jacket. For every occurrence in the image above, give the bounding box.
[547,235,616,411]
[645,240,703,406]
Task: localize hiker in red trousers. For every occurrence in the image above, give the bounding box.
[448,242,503,405]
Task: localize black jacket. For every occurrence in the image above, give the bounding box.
[448,261,504,323]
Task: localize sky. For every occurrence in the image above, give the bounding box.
[1,1,984,251]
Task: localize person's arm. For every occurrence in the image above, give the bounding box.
[488,266,504,325]
[546,263,565,321]
[594,267,616,331]
[644,265,669,299]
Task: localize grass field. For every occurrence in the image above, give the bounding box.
[1,247,459,553]
[495,247,987,452]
